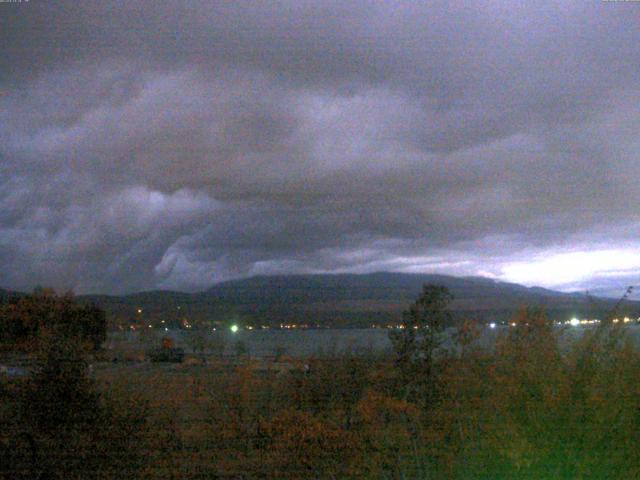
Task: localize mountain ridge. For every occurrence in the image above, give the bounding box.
[2,273,637,328]
[90,273,640,328]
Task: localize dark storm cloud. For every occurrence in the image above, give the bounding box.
[1,1,640,293]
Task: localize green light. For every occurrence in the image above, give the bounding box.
[230,324,239,333]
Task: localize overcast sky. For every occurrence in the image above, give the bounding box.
[2,1,640,295]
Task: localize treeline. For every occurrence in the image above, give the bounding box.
[2,286,640,478]
[0,289,106,351]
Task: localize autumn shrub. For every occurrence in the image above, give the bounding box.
[260,408,357,479]
[427,307,640,479]
[353,389,426,478]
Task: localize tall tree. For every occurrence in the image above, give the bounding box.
[0,290,106,351]
[390,285,452,405]
[3,333,150,480]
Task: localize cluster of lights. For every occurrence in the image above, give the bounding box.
[383,325,432,330]
[571,318,600,326]
[611,317,636,324]
[561,317,640,326]
[125,312,640,335]
[227,324,273,332]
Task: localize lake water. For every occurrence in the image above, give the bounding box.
[106,324,640,358]
[109,328,395,357]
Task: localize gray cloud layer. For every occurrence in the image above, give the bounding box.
[2,1,640,294]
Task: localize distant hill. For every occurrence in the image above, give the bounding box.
[206,272,579,306]
[69,273,640,328]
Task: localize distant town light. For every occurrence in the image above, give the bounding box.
[137,308,143,314]
[570,318,580,326]
[489,322,496,329]
[230,324,239,333]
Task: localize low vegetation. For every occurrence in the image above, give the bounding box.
[2,287,640,478]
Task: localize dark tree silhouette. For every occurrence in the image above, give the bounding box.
[390,285,452,405]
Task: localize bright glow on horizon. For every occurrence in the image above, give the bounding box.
[500,249,640,288]
[230,324,239,333]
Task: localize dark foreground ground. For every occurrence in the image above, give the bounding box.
[3,320,640,479]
